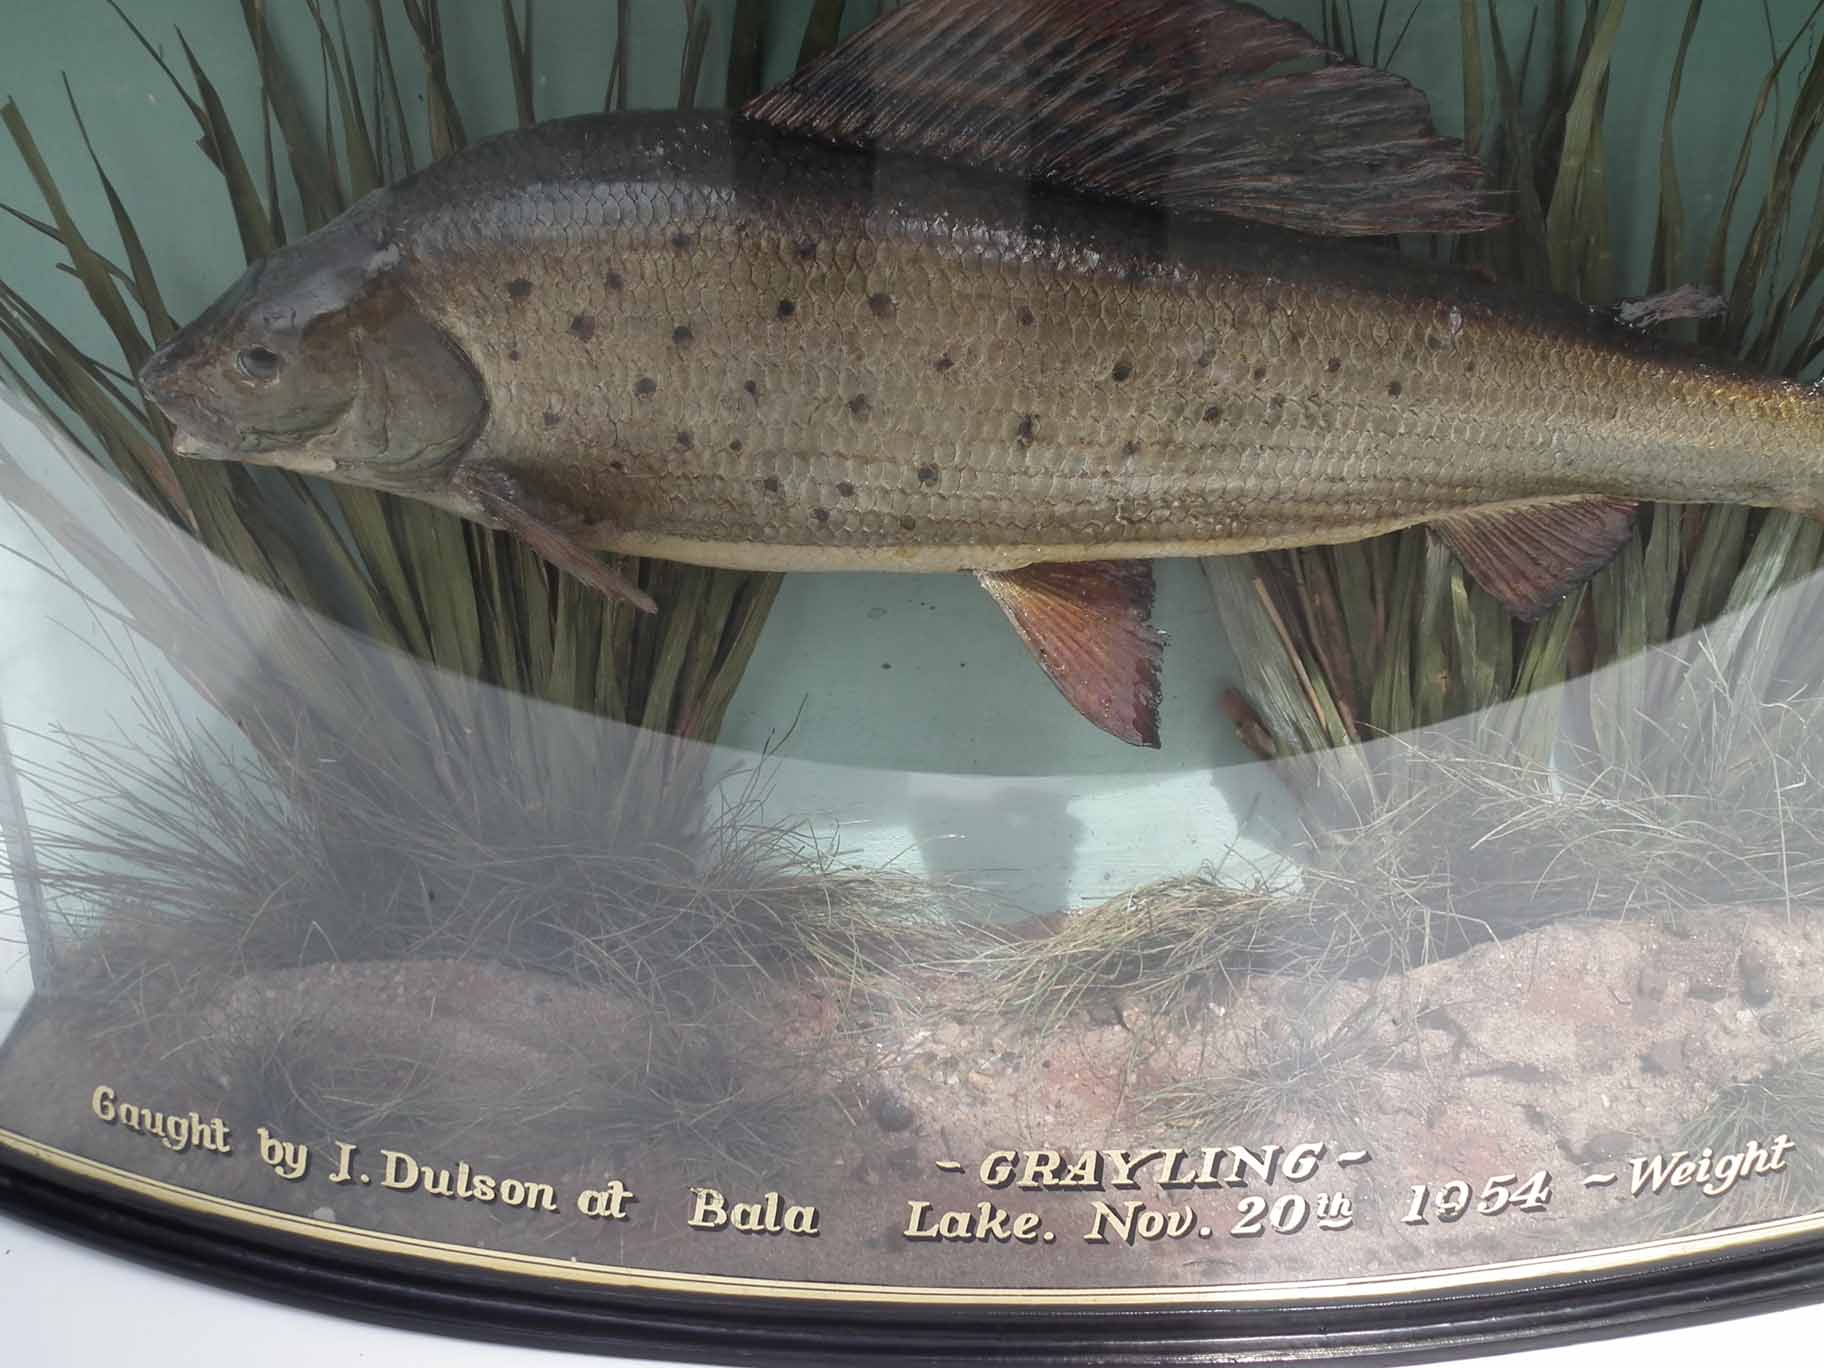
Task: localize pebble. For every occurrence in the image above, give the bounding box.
[1641,1038,1685,1075]
[1578,1129,1638,1164]
[870,1089,916,1133]
[1636,962,1671,1002]
[1760,1009,1796,1040]
[1740,946,1777,1006]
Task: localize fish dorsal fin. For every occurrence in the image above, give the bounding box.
[744,0,1499,236]
[977,560,1165,748]
[1431,497,1639,622]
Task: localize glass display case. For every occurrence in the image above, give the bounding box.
[4,2,1824,1360]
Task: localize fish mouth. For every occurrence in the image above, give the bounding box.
[169,429,229,461]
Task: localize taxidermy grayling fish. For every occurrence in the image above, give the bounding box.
[136,0,1824,749]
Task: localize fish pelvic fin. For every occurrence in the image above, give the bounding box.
[743,0,1501,236]
[461,467,658,614]
[1430,497,1639,622]
[978,560,1165,748]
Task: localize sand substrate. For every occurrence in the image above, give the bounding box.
[2,900,1820,1292]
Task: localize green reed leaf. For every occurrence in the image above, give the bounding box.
[305,0,382,199]
[240,0,344,231]
[798,0,849,70]
[1544,0,1624,297]
[1650,0,1704,295]
[502,0,537,129]
[399,0,468,159]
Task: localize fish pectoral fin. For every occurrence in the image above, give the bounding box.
[460,468,657,614]
[1430,498,1639,622]
[977,560,1165,749]
[743,0,1499,236]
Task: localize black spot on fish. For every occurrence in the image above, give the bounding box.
[1020,30,1045,54]
[795,238,818,260]
[1113,85,1145,114]
[1388,379,1404,398]
[1465,360,1477,375]
[744,379,760,398]
[1017,305,1036,328]
[506,277,532,301]
[1252,364,1269,382]
[609,459,625,472]
[917,463,939,485]
[1122,440,1141,456]
[670,230,693,251]
[1269,395,1287,415]
[899,515,917,532]
[1426,332,1447,350]
[605,270,625,292]
[676,430,693,450]
[776,299,797,319]
[569,313,596,342]
[507,348,521,362]
[836,481,856,498]
[729,439,744,453]
[849,393,871,417]
[763,475,781,493]
[868,292,897,320]
[1327,357,1343,373]
[673,324,693,348]
[1202,404,1223,423]
[1016,414,1037,446]
[934,354,955,372]
[1196,349,1215,369]
[634,377,657,398]
[813,506,830,523]
[543,409,561,428]
[1127,39,1159,69]
[1112,361,1134,383]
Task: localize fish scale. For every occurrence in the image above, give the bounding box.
[388,114,1824,574]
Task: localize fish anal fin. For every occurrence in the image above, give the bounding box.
[1431,498,1639,622]
[978,560,1164,748]
[461,467,658,614]
[744,0,1499,236]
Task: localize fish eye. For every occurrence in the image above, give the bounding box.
[236,346,284,382]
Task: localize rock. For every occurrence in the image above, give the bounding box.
[1641,1038,1685,1075]
[1759,1010,1796,1040]
[965,1070,995,1092]
[1084,996,1125,1027]
[1740,946,1777,1006]
[1687,979,1729,1003]
[1636,962,1671,1002]
[1578,1130,1639,1164]
[870,1088,916,1134]
[885,1145,920,1179]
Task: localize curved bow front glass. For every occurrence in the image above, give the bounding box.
[3,2,1824,1359]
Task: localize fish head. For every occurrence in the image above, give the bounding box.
[138,210,485,494]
